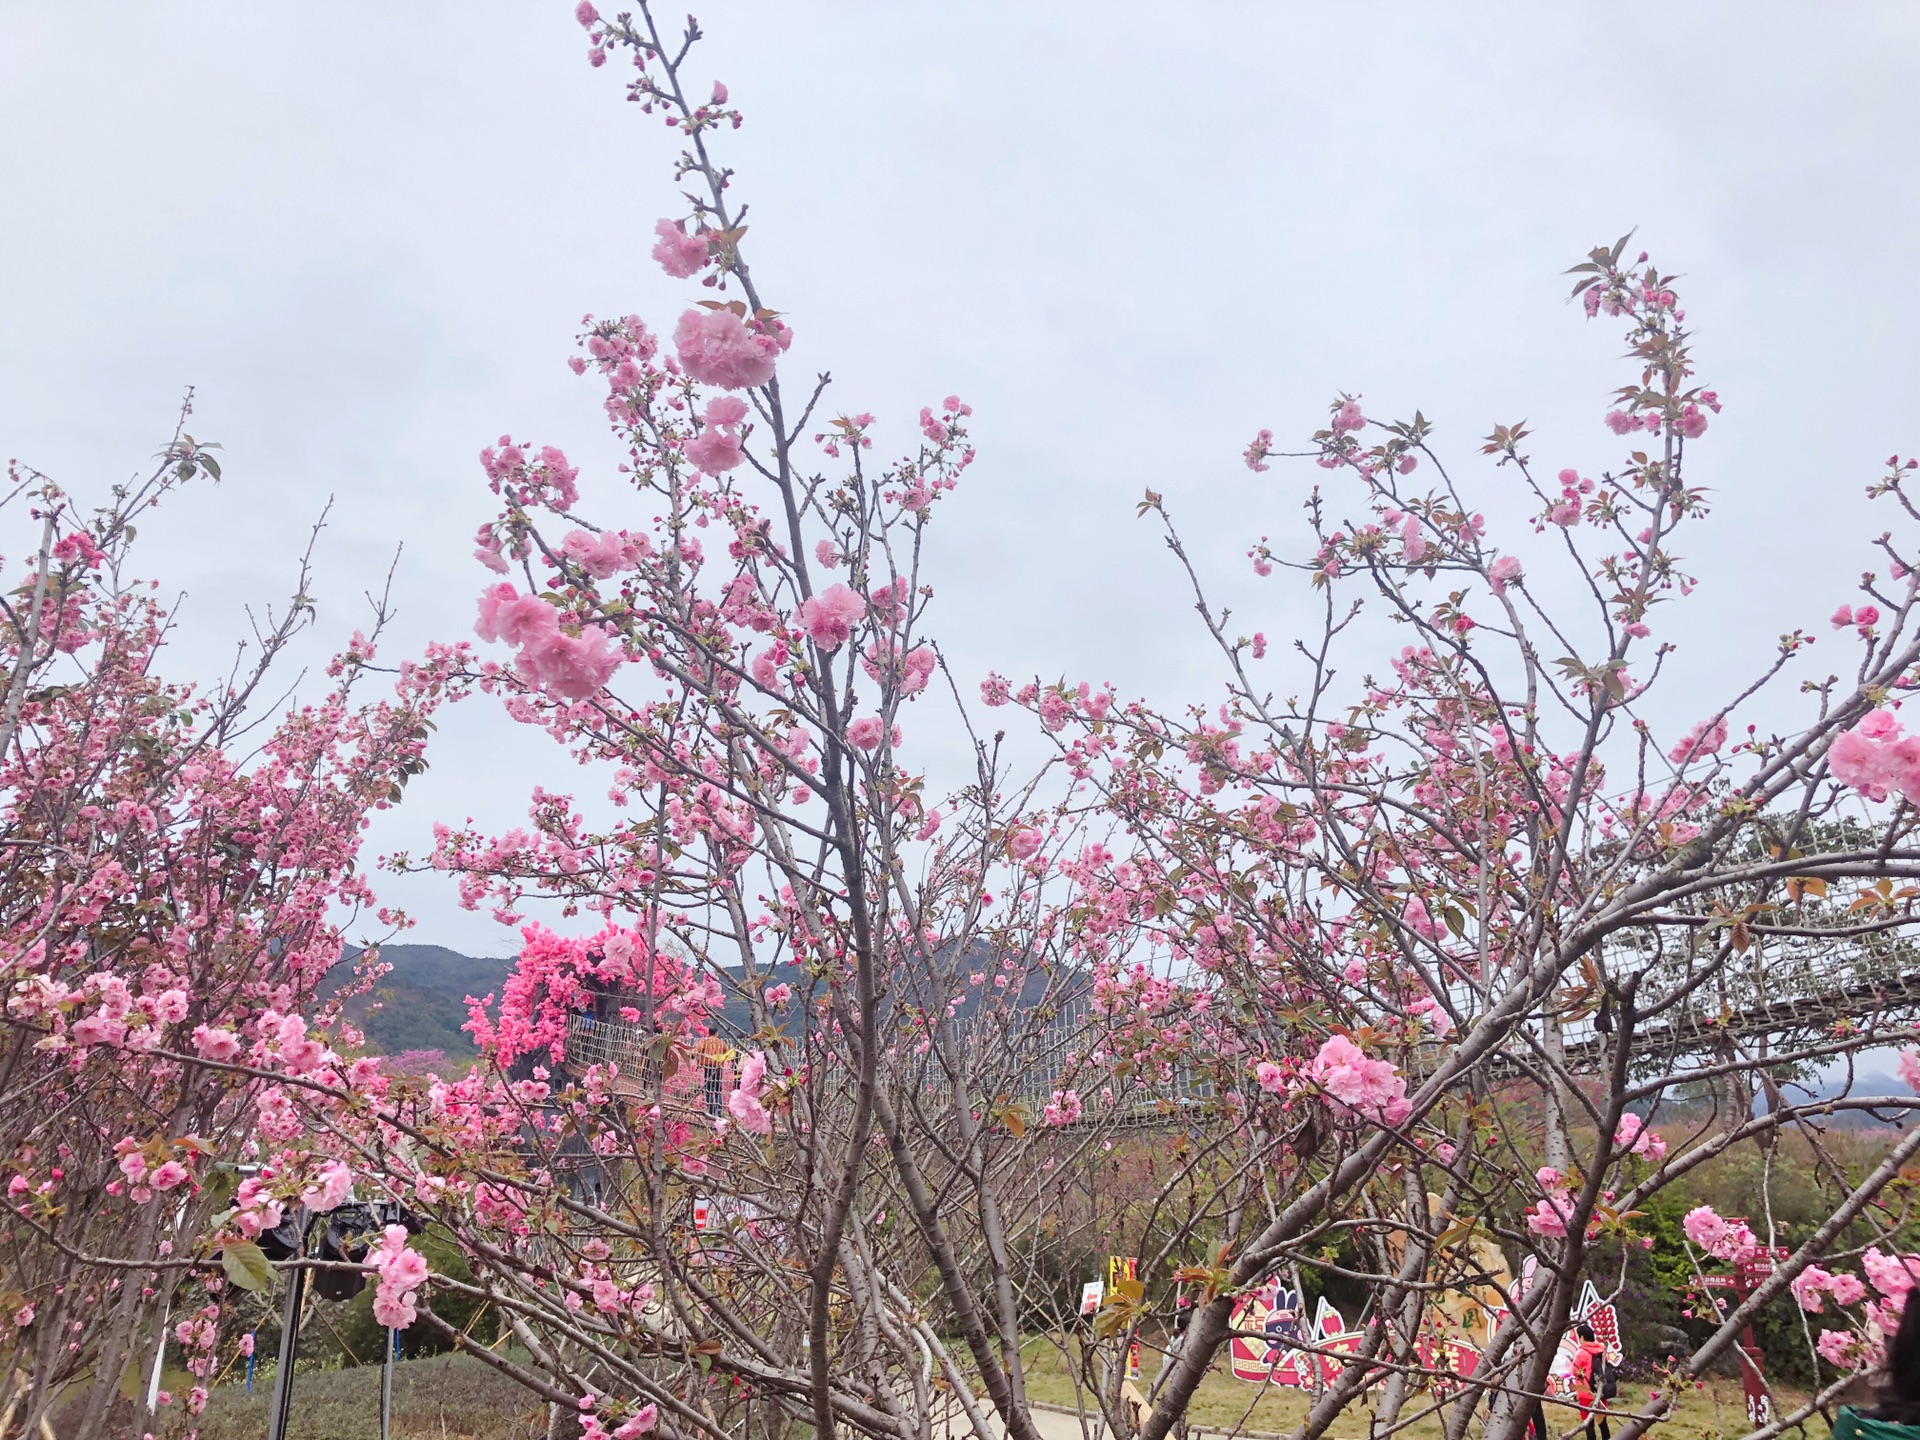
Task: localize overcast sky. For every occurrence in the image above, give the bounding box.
[3,3,1917,957]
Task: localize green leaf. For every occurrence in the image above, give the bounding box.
[221,1240,273,1293]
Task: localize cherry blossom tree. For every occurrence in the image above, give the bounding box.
[0,413,467,1439]
[176,10,1920,1440]
[199,10,1212,1440]
[1022,241,1920,1440]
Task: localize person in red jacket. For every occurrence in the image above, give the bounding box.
[1570,1322,1611,1440]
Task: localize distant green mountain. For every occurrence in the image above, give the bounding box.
[321,940,1042,1061]
[325,944,517,1059]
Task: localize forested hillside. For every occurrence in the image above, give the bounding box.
[326,944,517,1059]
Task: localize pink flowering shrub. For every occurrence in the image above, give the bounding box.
[0,434,466,1430]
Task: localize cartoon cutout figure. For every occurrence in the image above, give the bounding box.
[1261,1285,1304,1363]
[1230,1282,1358,1387]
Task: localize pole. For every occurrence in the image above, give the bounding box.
[1736,1322,1770,1429]
[380,1326,396,1440]
[246,1332,257,1394]
[265,1211,309,1440]
[144,1297,169,1414]
[144,1196,190,1415]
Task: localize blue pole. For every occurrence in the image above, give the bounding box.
[380,1326,397,1440]
[246,1330,257,1393]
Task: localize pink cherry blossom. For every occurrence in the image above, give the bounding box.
[475,585,558,649]
[1489,555,1524,595]
[1681,1204,1726,1251]
[149,1161,189,1191]
[1864,1247,1920,1300]
[1009,828,1043,861]
[705,394,749,426]
[1042,1088,1083,1126]
[1243,428,1274,472]
[1525,1198,1569,1238]
[561,529,642,579]
[846,716,885,750]
[191,1025,241,1062]
[1402,896,1441,942]
[300,1159,353,1213]
[1302,1034,1410,1127]
[515,624,623,702]
[686,426,743,474]
[1817,1327,1871,1368]
[673,308,791,390]
[1829,709,1920,805]
[650,219,709,279]
[727,1050,772,1135]
[1669,716,1727,766]
[1682,1205,1759,1261]
[371,1225,428,1330]
[686,395,750,473]
[1792,1266,1835,1312]
[796,584,865,650]
[616,1404,660,1438]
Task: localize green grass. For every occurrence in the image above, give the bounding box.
[193,1339,1823,1440]
[197,1352,548,1440]
[1015,1334,1819,1440]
